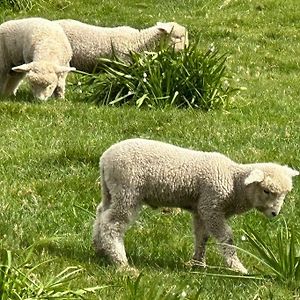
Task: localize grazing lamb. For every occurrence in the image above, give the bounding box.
[0,17,75,100]
[93,138,298,274]
[55,19,189,72]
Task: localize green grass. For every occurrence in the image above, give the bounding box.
[0,249,103,299]
[1,0,300,298]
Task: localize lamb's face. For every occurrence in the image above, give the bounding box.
[157,22,189,51]
[12,62,58,100]
[244,164,298,218]
[169,25,189,51]
[27,71,58,101]
[252,184,288,218]
[170,30,189,51]
[12,62,75,100]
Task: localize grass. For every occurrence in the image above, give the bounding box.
[0,249,103,299]
[0,0,300,298]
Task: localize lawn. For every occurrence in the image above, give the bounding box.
[0,0,300,299]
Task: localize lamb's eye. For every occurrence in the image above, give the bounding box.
[173,36,182,42]
[263,189,270,194]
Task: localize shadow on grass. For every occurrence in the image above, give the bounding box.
[126,247,193,272]
[0,90,40,103]
[42,149,100,168]
[32,236,196,273]
[33,238,112,268]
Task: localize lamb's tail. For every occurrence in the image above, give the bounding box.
[99,160,111,212]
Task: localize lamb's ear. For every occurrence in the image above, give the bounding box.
[244,169,265,186]
[283,166,299,177]
[156,22,174,34]
[55,66,76,73]
[12,63,33,73]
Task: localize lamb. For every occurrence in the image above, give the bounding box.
[55,19,189,73]
[0,17,75,100]
[92,138,298,274]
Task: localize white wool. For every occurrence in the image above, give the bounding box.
[55,19,189,72]
[93,138,298,274]
[0,17,75,100]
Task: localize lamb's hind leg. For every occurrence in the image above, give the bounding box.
[93,186,140,266]
[92,175,112,255]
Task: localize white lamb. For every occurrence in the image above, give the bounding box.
[0,17,75,100]
[55,19,189,72]
[93,138,298,274]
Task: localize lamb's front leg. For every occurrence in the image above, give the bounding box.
[191,213,209,267]
[0,71,9,95]
[53,73,67,98]
[3,71,25,95]
[204,213,248,274]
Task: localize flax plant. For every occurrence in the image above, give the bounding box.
[80,40,239,110]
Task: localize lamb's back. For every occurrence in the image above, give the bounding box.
[56,19,139,71]
[101,139,236,206]
[0,18,71,65]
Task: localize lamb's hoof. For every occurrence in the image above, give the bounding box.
[161,207,182,214]
[233,266,248,274]
[185,259,206,268]
[117,265,140,277]
[94,245,106,257]
[230,262,248,274]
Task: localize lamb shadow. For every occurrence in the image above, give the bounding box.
[124,238,193,271]
[0,90,39,103]
[127,253,187,272]
[37,149,100,170]
[34,238,111,267]
[33,236,192,272]
[56,150,98,167]
[35,238,224,278]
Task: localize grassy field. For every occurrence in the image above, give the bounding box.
[1,0,300,298]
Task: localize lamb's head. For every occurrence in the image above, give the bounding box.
[156,22,189,51]
[244,163,298,218]
[12,62,75,100]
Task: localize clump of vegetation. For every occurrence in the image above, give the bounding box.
[244,223,300,289]
[79,40,239,110]
[1,0,31,10]
[0,0,44,11]
[0,249,103,299]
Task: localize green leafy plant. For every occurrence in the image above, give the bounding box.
[0,0,47,11]
[79,40,239,110]
[244,224,300,288]
[1,0,32,10]
[0,249,104,299]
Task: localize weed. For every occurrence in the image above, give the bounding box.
[0,248,104,299]
[244,223,300,289]
[79,40,239,110]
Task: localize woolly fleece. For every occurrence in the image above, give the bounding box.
[56,19,188,72]
[93,138,298,274]
[0,17,74,100]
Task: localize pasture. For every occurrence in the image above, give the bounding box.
[0,0,299,298]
